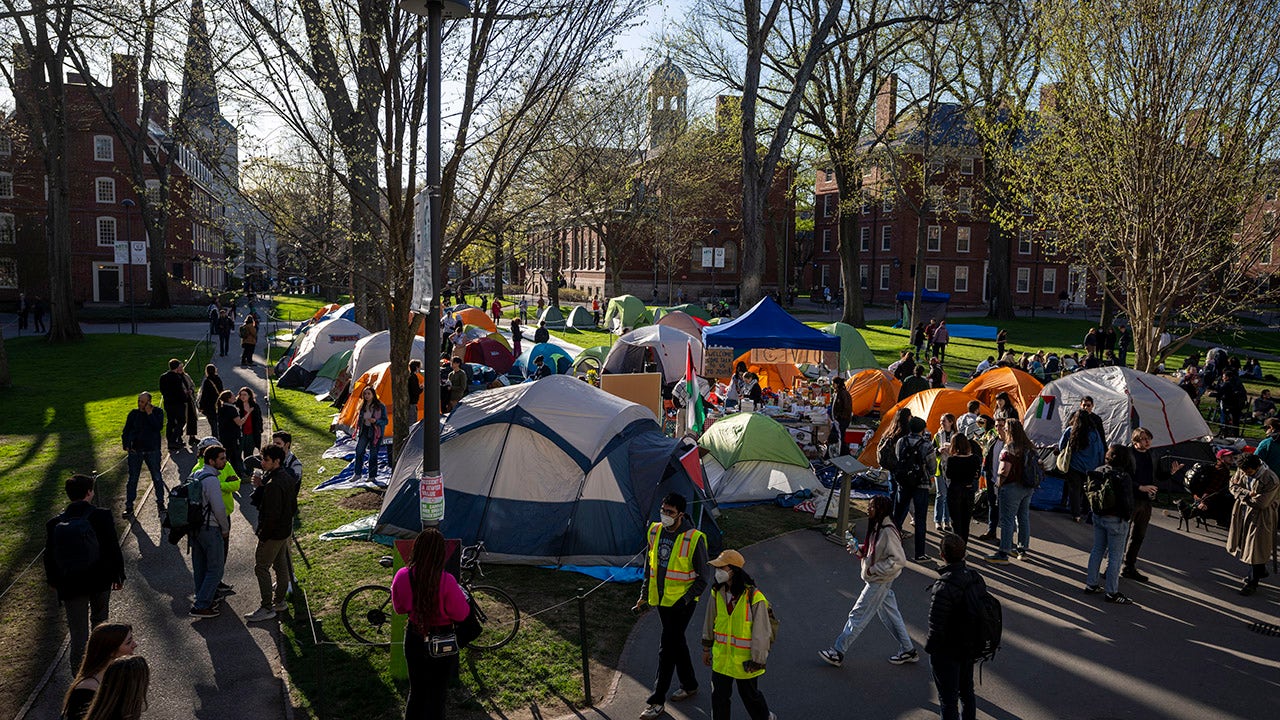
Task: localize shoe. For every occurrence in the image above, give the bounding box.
[669,688,697,701]
[888,649,919,665]
[122,507,134,518]
[218,582,234,591]
[1011,549,1026,561]
[976,531,997,542]
[818,648,844,667]
[215,586,236,599]
[983,553,1010,564]
[914,555,931,563]
[189,606,220,619]
[639,704,664,720]
[1240,583,1257,597]
[1120,568,1149,582]
[272,600,290,612]
[1104,592,1135,605]
[1083,584,1102,594]
[244,607,278,622]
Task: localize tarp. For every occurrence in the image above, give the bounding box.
[304,349,353,396]
[348,331,426,383]
[962,367,1044,417]
[566,306,596,330]
[317,302,356,324]
[895,292,948,324]
[572,346,611,374]
[464,337,515,375]
[947,324,1000,341]
[1022,367,1211,448]
[822,322,880,372]
[732,351,801,390]
[603,325,703,384]
[698,413,818,503]
[514,342,573,376]
[656,310,707,339]
[859,389,992,467]
[336,362,425,436]
[374,376,722,568]
[604,295,652,332]
[846,369,902,416]
[539,305,567,329]
[280,317,369,375]
[453,307,497,333]
[702,296,840,356]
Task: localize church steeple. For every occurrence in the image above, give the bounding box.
[179,0,221,129]
[649,58,688,149]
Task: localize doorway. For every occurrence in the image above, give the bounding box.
[94,263,123,302]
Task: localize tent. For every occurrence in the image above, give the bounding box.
[698,413,820,503]
[305,348,353,396]
[458,324,495,346]
[846,369,902,417]
[348,331,427,382]
[656,310,708,339]
[572,346,610,375]
[337,362,424,437]
[1022,367,1211,448]
[374,376,722,569]
[702,296,840,356]
[276,318,369,389]
[962,367,1044,417]
[566,306,597,330]
[464,337,516,375]
[664,303,712,322]
[297,302,341,331]
[859,389,992,467]
[320,302,357,323]
[731,350,801,390]
[514,342,573,376]
[822,323,880,372]
[538,305,567,329]
[604,295,652,332]
[603,325,702,384]
[453,307,497,333]
[895,291,949,323]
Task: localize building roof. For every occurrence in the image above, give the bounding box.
[869,102,1039,152]
[650,59,687,89]
[179,0,220,127]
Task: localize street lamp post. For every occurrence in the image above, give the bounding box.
[121,198,137,334]
[708,228,719,302]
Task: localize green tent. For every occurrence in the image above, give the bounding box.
[305,348,354,396]
[823,322,880,372]
[571,345,610,374]
[603,295,652,332]
[539,305,567,329]
[698,412,809,469]
[566,305,598,329]
[666,303,712,322]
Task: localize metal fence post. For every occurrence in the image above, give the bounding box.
[578,588,592,706]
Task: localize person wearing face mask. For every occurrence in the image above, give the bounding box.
[634,493,709,720]
[700,550,774,720]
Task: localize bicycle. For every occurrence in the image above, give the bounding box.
[341,541,521,650]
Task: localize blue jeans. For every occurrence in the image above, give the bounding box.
[353,430,379,478]
[930,654,976,720]
[832,580,913,655]
[191,525,226,609]
[1087,515,1130,594]
[126,450,165,512]
[934,474,951,525]
[997,483,1033,555]
[894,486,929,557]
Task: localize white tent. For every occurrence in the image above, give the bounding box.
[348,331,426,381]
[702,457,820,503]
[287,317,369,372]
[698,413,820,503]
[1022,367,1211,448]
[602,325,702,384]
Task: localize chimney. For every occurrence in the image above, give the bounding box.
[716,95,741,135]
[112,54,140,128]
[144,79,170,131]
[875,74,898,135]
[11,44,33,110]
[1039,83,1059,115]
[1184,108,1208,148]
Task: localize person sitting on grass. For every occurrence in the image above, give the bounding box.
[1252,389,1276,423]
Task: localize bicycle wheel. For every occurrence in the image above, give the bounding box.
[468,585,520,650]
[342,585,394,646]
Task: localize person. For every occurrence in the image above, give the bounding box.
[1243,357,1264,380]
[216,390,245,477]
[510,318,522,358]
[1227,454,1279,596]
[239,315,258,367]
[446,357,468,408]
[121,392,165,519]
[957,400,982,440]
[479,294,488,311]
[934,414,958,532]
[518,296,529,322]
[877,408,913,525]
[1044,352,1061,379]
[992,391,1017,422]
[158,358,190,453]
[1254,418,1280,475]
[1083,327,1099,357]
[198,364,223,437]
[353,386,387,479]
[45,474,125,672]
[928,357,946,389]
[742,372,763,405]
[1057,288,1070,314]
[898,364,930,401]
[701,549,775,720]
[1176,449,1238,527]
[1117,324,1133,366]
[891,351,916,382]
[895,417,936,561]
[191,437,240,599]
[61,623,137,720]
[391,527,473,719]
[984,419,1037,564]
[180,362,200,446]
[831,377,853,455]
[995,329,1007,359]
[911,322,927,358]
[235,387,264,467]
[932,320,950,361]
[974,416,1001,542]
[945,434,981,543]
[17,291,28,330]
[971,356,994,378]
[927,534,983,720]
[1059,405,1106,522]
[190,445,231,618]
[448,325,465,357]
[592,297,602,326]
[818,495,917,668]
[216,309,233,357]
[32,296,46,333]
[82,656,149,720]
[490,297,503,323]
[245,445,297,622]
[533,319,550,344]
[1028,353,1046,381]
[635,493,709,720]
[407,360,423,408]
[208,301,220,335]
[1252,389,1276,423]
[1211,369,1250,437]
[1083,445,1137,605]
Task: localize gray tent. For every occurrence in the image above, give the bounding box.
[539,305,567,329]
[566,305,597,329]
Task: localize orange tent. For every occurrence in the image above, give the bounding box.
[338,362,424,437]
[857,388,991,467]
[452,307,497,333]
[309,303,341,323]
[846,369,902,417]
[731,351,802,390]
[962,367,1043,416]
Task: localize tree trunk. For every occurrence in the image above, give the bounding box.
[837,202,866,327]
[0,330,11,388]
[1098,270,1114,328]
[548,230,562,311]
[740,177,766,312]
[985,221,1015,320]
[910,216,927,329]
[44,138,82,342]
[144,211,172,308]
[493,235,504,301]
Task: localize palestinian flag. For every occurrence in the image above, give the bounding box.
[1030,395,1056,420]
[685,340,705,434]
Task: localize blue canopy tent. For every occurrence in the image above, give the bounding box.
[701,296,840,358]
[895,291,950,325]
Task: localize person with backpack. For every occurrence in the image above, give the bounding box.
[896,417,936,561]
[818,494,917,668]
[1059,404,1106,523]
[121,391,165,519]
[44,474,125,672]
[189,445,231,618]
[927,534,996,720]
[984,419,1038,564]
[1083,444,1138,605]
[190,437,240,600]
[877,408,913,526]
[239,315,258,368]
[1226,454,1279,596]
[245,445,297,622]
[1209,369,1249,437]
[701,549,775,720]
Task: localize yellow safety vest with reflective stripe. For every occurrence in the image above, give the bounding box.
[712,587,767,679]
[646,523,705,607]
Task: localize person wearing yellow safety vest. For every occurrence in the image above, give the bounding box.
[634,493,709,720]
[700,549,775,720]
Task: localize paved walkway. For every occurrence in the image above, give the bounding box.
[564,509,1277,720]
[21,331,291,719]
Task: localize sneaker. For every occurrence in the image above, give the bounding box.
[215,585,237,598]
[189,606,220,619]
[244,607,278,622]
[1083,584,1102,594]
[914,555,931,563]
[1011,548,1026,561]
[272,600,290,612]
[888,649,919,665]
[218,582,234,591]
[818,648,844,667]
[983,552,1010,564]
[1120,567,1149,582]
[1104,592,1135,605]
[976,531,997,542]
[122,507,134,518]
[639,704,664,720]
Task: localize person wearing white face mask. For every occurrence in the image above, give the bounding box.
[634,493,710,720]
[700,549,775,720]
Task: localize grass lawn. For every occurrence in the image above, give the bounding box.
[0,334,210,719]
[268,294,351,324]
[549,327,615,351]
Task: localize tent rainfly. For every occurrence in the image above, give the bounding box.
[962,367,1044,417]
[845,369,902,416]
[514,342,573,376]
[656,310,708,339]
[348,331,426,382]
[604,295,652,333]
[572,346,611,374]
[305,348,353,397]
[275,317,369,389]
[566,305,597,330]
[464,337,516,375]
[698,412,820,503]
[603,325,703,384]
[701,296,840,357]
[822,322,880,372]
[337,362,425,437]
[453,307,497,333]
[539,305,567,329]
[859,389,992,467]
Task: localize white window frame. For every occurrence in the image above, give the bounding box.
[96,216,117,246]
[820,264,831,288]
[927,225,942,252]
[821,228,832,253]
[1016,267,1031,293]
[958,187,973,213]
[879,264,891,290]
[94,135,114,161]
[0,135,10,156]
[824,169,833,182]
[1042,268,1057,294]
[0,172,12,199]
[881,226,892,251]
[956,226,971,253]
[882,196,893,213]
[859,227,871,252]
[823,194,835,217]
[0,213,14,244]
[954,265,969,293]
[0,257,16,288]
[145,179,161,206]
[960,156,974,175]
[925,264,940,291]
[1018,231,1033,255]
[92,262,124,302]
[95,177,116,204]
[860,264,869,289]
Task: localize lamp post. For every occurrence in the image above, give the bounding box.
[121,198,137,334]
[708,228,719,302]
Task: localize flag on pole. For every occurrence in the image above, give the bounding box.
[679,445,705,492]
[1030,395,1056,420]
[685,340,705,435]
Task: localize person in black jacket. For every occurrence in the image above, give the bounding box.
[1122,428,1159,582]
[533,320,550,344]
[927,534,983,720]
[216,390,245,477]
[121,392,165,518]
[1084,445,1137,605]
[198,364,223,436]
[44,474,125,673]
[157,359,190,452]
[245,445,297,622]
[216,309,234,357]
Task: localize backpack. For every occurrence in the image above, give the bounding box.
[877,437,899,473]
[944,571,1002,665]
[1021,448,1045,488]
[52,512,101,577]
[1085,467,1119,515]
[166,469,211,544]
[896,438,928,490]
[747,587,779,644]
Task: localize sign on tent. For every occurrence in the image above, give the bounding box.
[750,347,827,365]
[703,346,735,378]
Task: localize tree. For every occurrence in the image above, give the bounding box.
[1003,0,1280,371]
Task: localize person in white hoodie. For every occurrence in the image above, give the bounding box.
[818,494,919,667]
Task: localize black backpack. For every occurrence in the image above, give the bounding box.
[166,469,211,545]
[896,438,928,490]
[53,512,101,577]
[945,570,1002,667]
[1085,467,1120,515]
[877,437,899,472]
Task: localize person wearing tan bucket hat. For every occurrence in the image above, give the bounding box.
[700,549,776,720]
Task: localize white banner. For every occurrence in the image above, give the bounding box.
[114,241,148,265]
[411,187,434,313]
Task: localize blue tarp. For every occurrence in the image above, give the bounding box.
[702,296,840,354]
[895,291,951,303]
[946,324,1000,341]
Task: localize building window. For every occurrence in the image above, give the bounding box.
[861,191,871,215]
[0,172,12,199]
[958,187,973,213]
[722,242,738,273]
[925,185,943,212]
[824,169,833,182]
[94,135,114,161]
[882,195,893,213]
[0,135,10,156]
[925,264,940,291]
[881,226,892,251]
[97,216,117,246]
[690,243,704,272]
[960,156,974,175]
[860,264,869,289]
[820,264,831,288]
[1265,211,1277,235]
[928,158,944,175]
[1042,268,1057,294]
[146,179,161,205]
[823,194,835,217]
[95,177,116,203]
[954,265,969,293]
[860,227,871,252]
[956,226,971,253]
[1016,267,1031,293]
[879,264,891,290]
[927,225,942,252]
[0,257,16,288]
[1018,231,1033,255]
[0,213,13,244]
[822,228,832,253]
